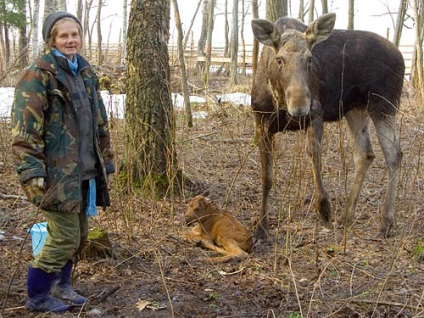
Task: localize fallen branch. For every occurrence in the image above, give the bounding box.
[347,298,423,311]
[0,193,26,200]
[91,285,121,304]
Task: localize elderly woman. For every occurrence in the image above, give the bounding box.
[11,11,114,312]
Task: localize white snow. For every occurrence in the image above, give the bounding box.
[0,87,251,120]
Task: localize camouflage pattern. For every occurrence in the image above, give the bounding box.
[11,50,114,213]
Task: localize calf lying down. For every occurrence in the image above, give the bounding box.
[182,195,253,263]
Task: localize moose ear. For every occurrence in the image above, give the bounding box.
[305,13,336,47]
[252,19,281,50]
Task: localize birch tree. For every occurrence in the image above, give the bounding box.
[31,0,40,58]
[393,0,407,47]
[96,0,102,65]
[348,0,354,30]
[172,0,192,127]
[121,0,127,65]
[229,0,238,85]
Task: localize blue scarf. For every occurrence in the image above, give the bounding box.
[52,48,79,76]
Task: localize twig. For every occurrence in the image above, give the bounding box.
[91,285,121,304]
[348,298,423,311]
[0,193,26,200]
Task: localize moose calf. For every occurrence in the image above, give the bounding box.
[182,194,253,263]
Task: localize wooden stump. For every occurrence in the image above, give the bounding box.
[81,227,114,260]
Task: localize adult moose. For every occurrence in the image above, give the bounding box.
[251,13,404,243]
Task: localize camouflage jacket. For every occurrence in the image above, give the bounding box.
[11,51,115,213]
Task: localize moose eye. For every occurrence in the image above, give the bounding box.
[276,57,284,65]
[308,56,314,65]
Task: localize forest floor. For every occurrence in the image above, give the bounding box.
[1,74,424,318]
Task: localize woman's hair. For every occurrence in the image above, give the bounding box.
[45,17,84,51]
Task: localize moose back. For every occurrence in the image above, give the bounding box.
[251,13,404,242]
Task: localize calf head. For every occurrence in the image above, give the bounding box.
[252,13,336,117]
[185,195,212,225]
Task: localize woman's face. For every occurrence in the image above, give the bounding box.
[53,20,81,60]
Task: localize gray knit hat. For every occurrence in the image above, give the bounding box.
[42,11,82,42]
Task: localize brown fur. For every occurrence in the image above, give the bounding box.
[182,195,253,263]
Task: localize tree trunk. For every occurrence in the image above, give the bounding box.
[43,0,56,19]
[266,0,288,22]
[121,0,128,65]
[183,0,202,51]
[321,0,328,14]
[230,0,238,85]
[308,0,315,23]
[76,0,83,21]
[348,0,354,30]
[196,0,209,73]
[241,0,246,76]
[57,0,67,11]
[96,0,102,65]
[172,0,193,127]
[252,0,259,79]
[204,0,215,84]
[411,0,424,99]
[31,0,40,58]
[84,0,95,58]
[126,0,182,197]
[17,0,28,68]
[298,0,305,22]
[393,0,407,47]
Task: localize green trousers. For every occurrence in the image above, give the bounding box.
[32,182,89,273]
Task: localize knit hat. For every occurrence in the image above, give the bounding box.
[42,11,82,42]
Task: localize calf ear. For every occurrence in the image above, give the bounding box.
[305,13,336,47]
[251,19,281,50]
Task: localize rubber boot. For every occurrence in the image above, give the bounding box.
[26,266,72,312]
[51,260,87,305]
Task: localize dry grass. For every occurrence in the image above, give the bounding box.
[1,77,424,317]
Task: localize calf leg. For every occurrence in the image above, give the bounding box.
[306,114,332,225]
[342,109,375,226]
[200,239,250,263]
[371,114,401,237]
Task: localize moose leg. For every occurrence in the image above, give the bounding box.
[255,120,274,243]
[371,114,401,237]
[342,109,375,226]
[306,116,332,225]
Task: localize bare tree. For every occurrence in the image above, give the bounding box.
[308,0,315,22]
[266,0,288,21]
[76,0,83,21]
[252,0,259,78]
[411,0,424,99]
[126,0,182,197]
[83,0,95,58]
[96,0,102,65]
[393,0,408,47]
[298,0,305,21]
[31,0,41,58]
[321,0,328,14]
[172,0,192,127]
[17,0,28,68]
[230,0,238,85]
[43,0,56,19]
[57,0,66,11]
[196,0,209,72]
[182,0,202,51]
[348,0,354,30]
[121,0,128,65]
[204,0,215,83]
